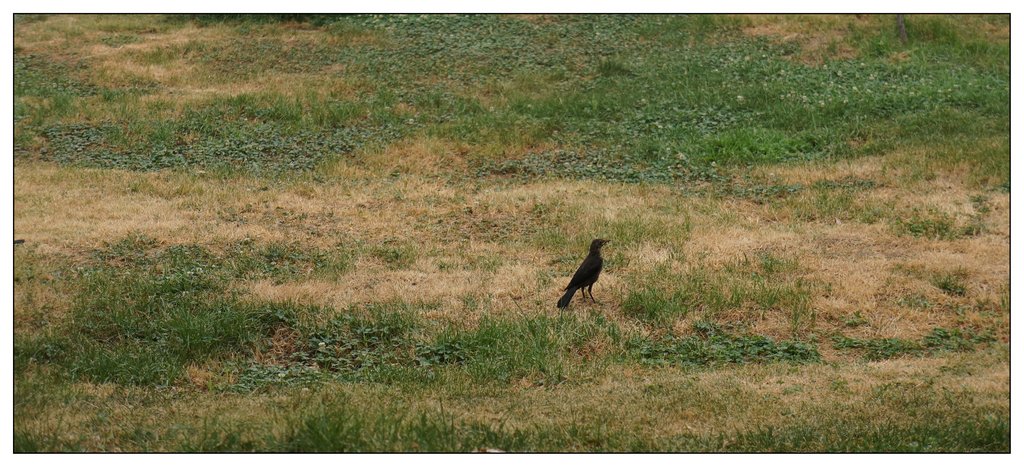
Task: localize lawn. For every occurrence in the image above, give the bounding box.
[12,14,1009,452]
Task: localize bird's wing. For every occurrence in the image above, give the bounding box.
[566,255,602,289]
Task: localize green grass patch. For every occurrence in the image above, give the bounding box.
[832,327,993,361]
[15,15,1006,186]
[892,208,963,240]
[275,395,530,452]
[622,286,689,326]
[931,269,968,296]
[726,415,1007,452]
[661,253,816,334]
[36,120,385,174]
[229,310,625,390]
[100,33,141,48]
[630,321,820,367]
[90,234,355,283]
[14,236,364,385]
[17,269,308,386]
[14,54,99,98]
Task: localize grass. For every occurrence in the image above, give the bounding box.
[832,327,994,361]
[630,321,821,366]
[14,349,1008,452]
[14,14,1008,452]
[15,15,1009,186]
[931,269,969,296]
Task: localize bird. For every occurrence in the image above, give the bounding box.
[14,239,25,245]
[557,238,609,309]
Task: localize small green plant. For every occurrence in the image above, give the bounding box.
[630,321,820,367]
[893,208,958,240]
[932,270,968,296]
[842,311,869,327]
[899,294,934,309]
[832,327,993,361]
[756,251,798,276]
[300,305,422,376]
[370,243,417,270]
[970,194,991,214]
[230,363,330,392]
[832,335,921,360]
[922,327,994,351]
[958,194,990,236]
[811,177,878,191]
[829,377,850,393]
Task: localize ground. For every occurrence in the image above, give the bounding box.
[13,14,1009,452]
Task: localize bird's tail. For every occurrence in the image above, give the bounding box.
[557,287,578,309]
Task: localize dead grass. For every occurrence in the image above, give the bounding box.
[13,248,76,333]
[736,14,873,64]
[14,154,1008,347]
[356,137,471,176]
[753,155,887,185]
[17,15,374,121]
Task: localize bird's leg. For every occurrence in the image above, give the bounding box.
[587,285,596,302]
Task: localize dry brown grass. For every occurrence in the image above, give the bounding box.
[16,14,376,123]
[736,14,872,64]
[745,157,1007,339]
[355,137,472,176]
[14,151,1008,348]
[13,249,77,334]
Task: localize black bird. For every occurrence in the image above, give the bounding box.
[557,238,609,309]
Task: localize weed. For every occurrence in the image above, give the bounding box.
[630,321,820,367]
[892,208,959,240]
[922,327,994,351]
[842,311,868,327]
[899,294,934,309]
[932,270,968,297]
[832,335,921,361]
[369,242,417,270]
[832,327,993,361]
[301,305,421,375]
